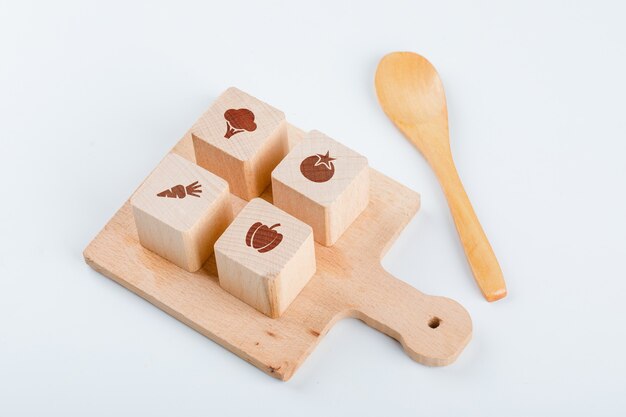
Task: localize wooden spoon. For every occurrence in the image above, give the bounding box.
[375,51,507,302]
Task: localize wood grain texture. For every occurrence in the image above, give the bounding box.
[130,154,232,272]
[375,51,507,302]
[192,87,288,200]
[272,130,369,246]
[215,198,316,318]
[83,123,472,381]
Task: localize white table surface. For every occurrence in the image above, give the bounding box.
[2,1,625,415]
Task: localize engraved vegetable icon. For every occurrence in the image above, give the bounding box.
[246,222,283,253]
[300,151,336,183]
[224,108,257,139]
[157,181,202,198]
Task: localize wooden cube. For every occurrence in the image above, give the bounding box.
[271,130,369,246]
[130,154,232,272]
[214,198,316,318]
[191,87,288,200]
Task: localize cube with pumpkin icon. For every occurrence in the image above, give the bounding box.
[214,198,316,318]
[271,130,370,246]
[191,87,289,200]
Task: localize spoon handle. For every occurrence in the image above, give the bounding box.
[430,152,507,302]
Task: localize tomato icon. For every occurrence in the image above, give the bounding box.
[299,151,336,183]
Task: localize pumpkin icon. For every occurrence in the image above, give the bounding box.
[300,151,336,183]
[245,222,283,253]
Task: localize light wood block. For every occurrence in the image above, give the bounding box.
[272,130,369,246]
[214,198,316,318]
[192,87,288,200]
[84,122,472,381]
[130,154,232,272]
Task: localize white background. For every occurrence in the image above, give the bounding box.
[1,1,625,415]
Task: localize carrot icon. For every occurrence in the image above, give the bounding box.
[157,181,202,199]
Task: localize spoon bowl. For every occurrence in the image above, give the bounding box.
[377,53,446,121]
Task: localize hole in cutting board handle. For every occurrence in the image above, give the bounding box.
[428,317,441,329]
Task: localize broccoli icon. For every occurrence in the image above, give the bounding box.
[223,108,257,139]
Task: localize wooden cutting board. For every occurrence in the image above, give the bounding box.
[83,123,472,381]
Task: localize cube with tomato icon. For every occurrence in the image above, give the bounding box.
[271,130,370,246]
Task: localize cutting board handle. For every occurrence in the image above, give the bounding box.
[351,267,472,366]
